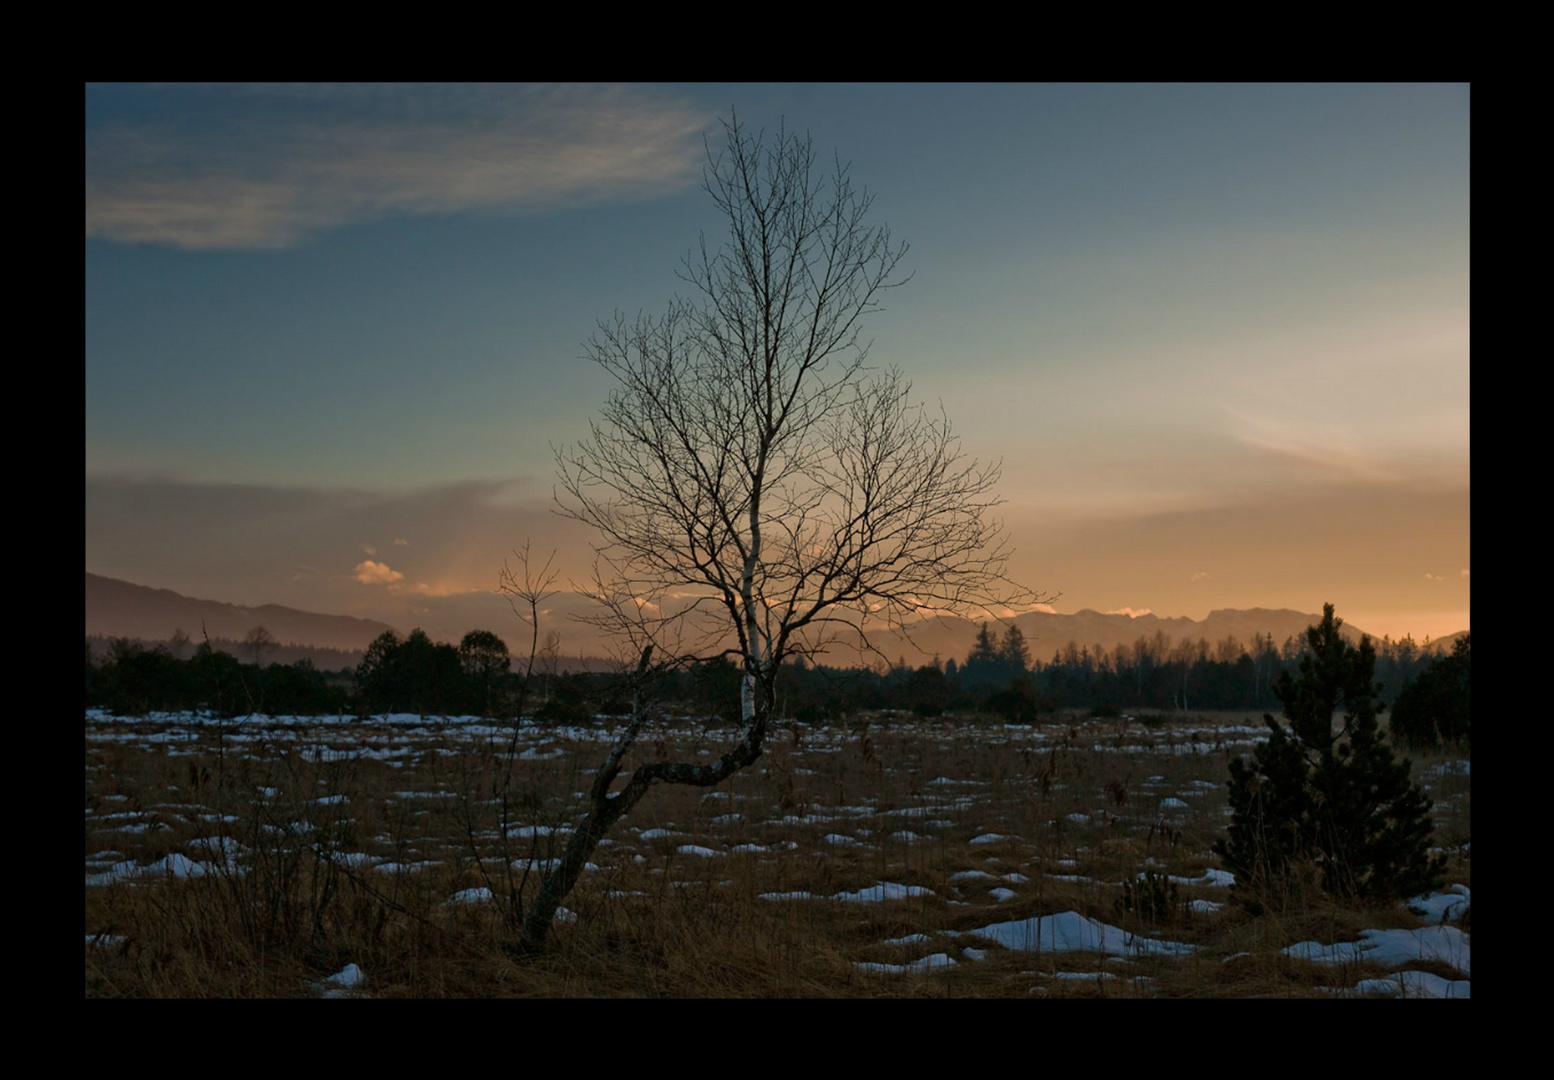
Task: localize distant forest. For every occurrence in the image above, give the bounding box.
[86,620,1467,743]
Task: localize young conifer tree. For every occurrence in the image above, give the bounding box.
[1214,604,1445,906]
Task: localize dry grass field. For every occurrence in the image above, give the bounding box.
[85,707,1471,997]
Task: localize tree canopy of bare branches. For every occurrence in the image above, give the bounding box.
[522,114,1040,949]
[560,114,1034,705]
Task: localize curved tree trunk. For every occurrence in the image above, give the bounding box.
[519,649,772,952]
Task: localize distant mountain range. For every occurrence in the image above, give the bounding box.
[85,572,1465,668]
[86,573,398,652]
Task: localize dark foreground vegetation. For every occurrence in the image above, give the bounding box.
[86,623,1471,750]
[86,609,1469,998]
[84,704,1471,998]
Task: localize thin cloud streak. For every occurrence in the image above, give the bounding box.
[86,84,710,250]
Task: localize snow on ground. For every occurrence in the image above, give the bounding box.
[835,882,935,903]
[314,963,367,998]
[855,952,957,974]
[760,881,935,903]
[949,870,998,883]
[87,710,1470,994]
[1408,884,1471,923]
[1285,924,1470,977]
[973,910,1196,958]
[1322,970,1471,998]
[677,845,721,857]
[1168,868,1234,887]
[86,851,220,886]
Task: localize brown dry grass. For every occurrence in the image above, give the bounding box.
[84,708,1471,997]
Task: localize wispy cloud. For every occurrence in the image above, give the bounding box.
[1105,607,1153,618]
[86,84,709,250]
[1225,410,1404,485]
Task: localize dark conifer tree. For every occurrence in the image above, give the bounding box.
[1214,605,1445,906]
[1389,633,1470,752]
[999,624,1032,675]
[961,622,1002,689]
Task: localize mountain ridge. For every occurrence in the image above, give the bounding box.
[86,572,400,652]
[86,572,1467,666]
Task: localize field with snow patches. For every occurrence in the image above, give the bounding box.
[86,708,1470,997]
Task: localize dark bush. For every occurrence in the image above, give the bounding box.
[1214,605,1445,906]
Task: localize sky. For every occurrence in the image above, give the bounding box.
[85,83,1470,646]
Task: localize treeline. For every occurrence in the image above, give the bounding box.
[905,623,1462,716]
[85,622,1470,750]
[86,637,354,717]
[85,633,366,673]
[735,624,1468,740]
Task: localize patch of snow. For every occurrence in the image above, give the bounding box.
[855,952,957,975]
[1407,884,1471,923]
[834,882,935,903]
[1322,970,1470,998]
[949,870,997,883]
[316,963,367,998]
[1047,970,1117,981]
[329,851,381,869]
[1169,868,1235,887]
[507,824,570,838]
[677,845,722,857]
[973,910,1195,958]
[1284,925,1470,977]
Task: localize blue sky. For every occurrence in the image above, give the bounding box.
[85,83,1469,644]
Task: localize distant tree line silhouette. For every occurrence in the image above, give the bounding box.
[85,621,1467,737]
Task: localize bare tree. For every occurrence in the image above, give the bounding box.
[521,114,1043,950]
[243,625,277,667]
